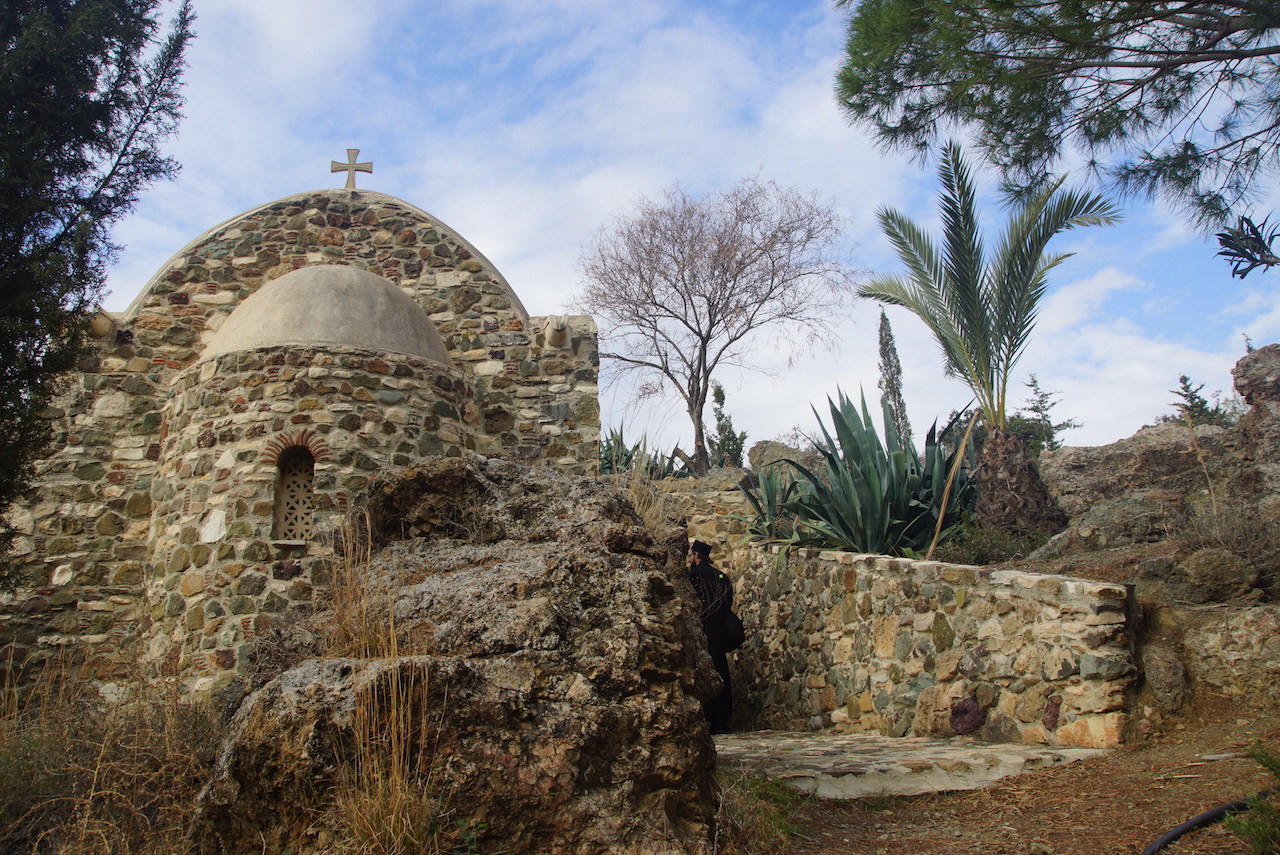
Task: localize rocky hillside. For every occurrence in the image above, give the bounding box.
[1016,345,1280,720]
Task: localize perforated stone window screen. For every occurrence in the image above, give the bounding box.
[274,446,315,541]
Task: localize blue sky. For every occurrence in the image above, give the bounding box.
[102,0,1280,450]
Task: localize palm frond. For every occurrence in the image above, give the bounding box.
[937,143,990,388]
[867,142,1118,431]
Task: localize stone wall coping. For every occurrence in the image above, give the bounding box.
[747,543,1131,604]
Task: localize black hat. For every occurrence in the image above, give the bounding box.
[690,540,712,558]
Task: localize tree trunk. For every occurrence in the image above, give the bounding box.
[688,403,711,476]
[975,429,1067,533]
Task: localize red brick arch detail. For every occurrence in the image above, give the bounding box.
[262,429,332,466]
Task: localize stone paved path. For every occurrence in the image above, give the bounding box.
[713,731,1108,799]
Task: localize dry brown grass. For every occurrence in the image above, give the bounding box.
[619,467,681,534]
[0,655,217,854]
[326,666,479,855]
[714,772,813,855]
[325,510,401,659]
[314,512,481,854]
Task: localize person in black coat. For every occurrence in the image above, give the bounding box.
[688,539,734,733]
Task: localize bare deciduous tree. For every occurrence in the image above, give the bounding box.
[575,177,856,474]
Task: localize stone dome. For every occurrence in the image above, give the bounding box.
[203,265,452,363]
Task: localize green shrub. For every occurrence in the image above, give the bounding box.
[1224,741,1280,854]
[931,520,1050,565]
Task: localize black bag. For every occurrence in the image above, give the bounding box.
[724,610,746,652]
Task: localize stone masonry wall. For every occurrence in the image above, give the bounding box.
[462,314,599,472]
[1,338,165,683]
[143,344,477,693]
[731,547,1135,748]
[115,188,599,470]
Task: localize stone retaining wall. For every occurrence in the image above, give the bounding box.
[592,480,1280,745]
[731,547,1135,749]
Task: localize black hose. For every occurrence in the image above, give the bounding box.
[1139,791,1270,855]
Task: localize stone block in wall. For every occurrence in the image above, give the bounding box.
[1056,712,1127,749]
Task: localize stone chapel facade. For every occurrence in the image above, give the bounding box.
[3,186,600,697]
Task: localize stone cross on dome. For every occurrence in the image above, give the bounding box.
[331,148,372,189]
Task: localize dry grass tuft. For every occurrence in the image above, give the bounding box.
[620,467,681,535]
[316,512,478,854]
[327,667,478,855]
[0,656,217,854]
[325,513,401,659]
[714,772,811,855]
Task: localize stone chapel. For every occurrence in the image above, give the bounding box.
[3,174,600,696]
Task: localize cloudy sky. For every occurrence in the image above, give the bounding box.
[102,0,1280,451]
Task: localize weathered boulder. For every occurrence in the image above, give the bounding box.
[1030,490,1182,560]
[1235,344,1280,504]
[1174,547,1260,603]
[193,455,718,855]
[1018,347,1280,715]
[1141,644,1189,712]
[1182,605,1280,706]
[746,440,822,476]
[1039,423,1236,520]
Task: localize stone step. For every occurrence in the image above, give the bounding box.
[714,731,1107,799]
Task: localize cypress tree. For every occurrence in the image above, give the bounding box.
[877,309,914,452]
[708,383,746,468]
[0,0,193,579]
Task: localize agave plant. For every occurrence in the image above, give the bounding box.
[905,419,978,553]
[735,464,799,541]
[598,427,690,479]
[778,390,975,557]
[599,427,637,476]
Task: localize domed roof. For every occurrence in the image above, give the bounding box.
[203,265,452,363]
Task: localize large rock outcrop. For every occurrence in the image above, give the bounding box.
[1033,403,1275,605]
[192,455,718,855]
[1234,344,1280,504]
[1024,347,1280,717]
[1038,422,1237,522]
[1039,344,1280,534]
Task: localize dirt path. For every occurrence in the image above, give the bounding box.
[785,697,1277,855]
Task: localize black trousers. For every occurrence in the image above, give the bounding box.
[706,647,733,733]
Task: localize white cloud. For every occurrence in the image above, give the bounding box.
[1038,267,1147,334]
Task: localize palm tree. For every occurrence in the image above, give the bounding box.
[859,142,1120,532]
